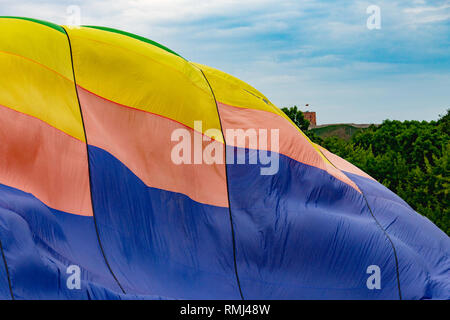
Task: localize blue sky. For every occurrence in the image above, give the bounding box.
[1,0,449,124]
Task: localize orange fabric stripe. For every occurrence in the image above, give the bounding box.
[78,86,229,208]
[0,104,92,216]
[217,102,360,191]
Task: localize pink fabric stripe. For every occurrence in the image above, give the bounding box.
[0,104,93,216]
[217,102,360,191]
[78,86,229,208]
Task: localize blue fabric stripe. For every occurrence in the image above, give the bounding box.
[87,145,241,299]
[226,147,402,299]
[345,172,450,299]
[0,183,125,299]
[0,237,11,299]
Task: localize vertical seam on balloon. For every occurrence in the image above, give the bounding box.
[62,26,126,294]
[360,190,402,299]
[322,151,403,299]
[0,238,14,299]
[198,68,245,300]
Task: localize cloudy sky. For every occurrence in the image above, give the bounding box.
[1,0,449,124]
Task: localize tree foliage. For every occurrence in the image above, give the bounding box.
[282,107,450,235]
[281,106,310,131]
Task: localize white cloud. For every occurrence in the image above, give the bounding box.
[404,3,450,14]
[403,1,450,24]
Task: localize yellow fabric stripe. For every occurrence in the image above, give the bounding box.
[0,18,73,79]
[0,21,85,141]
[192,63,281,115]
[194,63,333,165]
[65,26,223,142]
[0,53,85,141]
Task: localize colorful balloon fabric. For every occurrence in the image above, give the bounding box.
[0,17,448,300]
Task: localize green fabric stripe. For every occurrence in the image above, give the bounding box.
[0,16,65,33]
[83,25,184,59]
